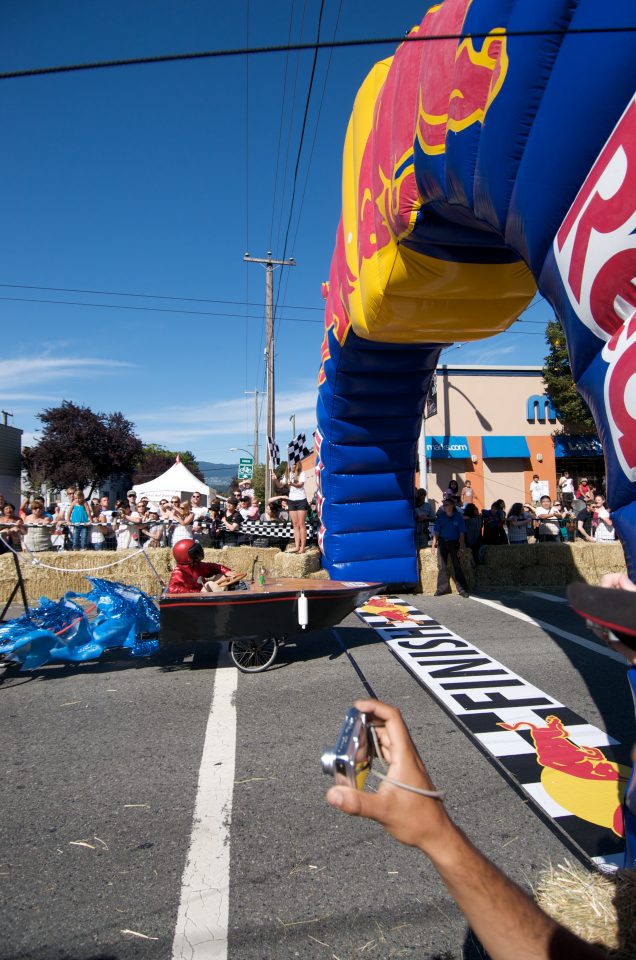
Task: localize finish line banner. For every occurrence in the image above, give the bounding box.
[356,596,629,871]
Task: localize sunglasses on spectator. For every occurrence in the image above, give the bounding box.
[171,499,180,504]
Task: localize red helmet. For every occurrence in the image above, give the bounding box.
[172,539,203,564]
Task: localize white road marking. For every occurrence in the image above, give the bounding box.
[524,591,568,604]
[172,656,238,960]
[468,596,626,663]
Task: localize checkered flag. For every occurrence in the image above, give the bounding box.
[267,435,280,467]
[288,432,310,465]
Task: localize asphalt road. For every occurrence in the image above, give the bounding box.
[0,589,632,960]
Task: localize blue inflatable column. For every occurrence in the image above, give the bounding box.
[316,327,441,583]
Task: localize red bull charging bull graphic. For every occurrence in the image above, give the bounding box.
[499,716,630,838]
[356,597,632,868]
[316,0,636,586]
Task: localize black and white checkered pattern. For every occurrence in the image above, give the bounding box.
[240,520,317,541]
[355,596,628,870]
[267,436,280,467]
[287,433,310,465]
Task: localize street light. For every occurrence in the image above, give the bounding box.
[230,447,252,458]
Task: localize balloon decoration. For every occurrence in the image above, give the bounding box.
[316,0,636,582]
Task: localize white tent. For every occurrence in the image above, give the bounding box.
[133,456,210,505]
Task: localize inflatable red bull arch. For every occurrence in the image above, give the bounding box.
[316,0,636,583]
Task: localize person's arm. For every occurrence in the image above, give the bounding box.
[326,699,605,960]
[577,519,594,542]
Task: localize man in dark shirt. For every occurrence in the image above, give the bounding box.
[576,500,595,542]
[431,498,469,597]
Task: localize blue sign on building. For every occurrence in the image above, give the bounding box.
[526,395,557,423]
[425,436,470,459]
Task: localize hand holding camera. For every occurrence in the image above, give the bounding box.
[323,699,450,854]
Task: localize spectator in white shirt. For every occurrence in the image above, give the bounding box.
[592,495,615,542]
[558,471,575,508]
[535,495,561,542]
[529,474,543,507]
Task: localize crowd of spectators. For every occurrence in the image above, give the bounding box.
[415,470,616,560]
[0,476,319,554]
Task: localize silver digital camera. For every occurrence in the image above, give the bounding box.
[321,707,374,790]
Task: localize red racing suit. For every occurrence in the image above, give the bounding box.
[168,560,232,594]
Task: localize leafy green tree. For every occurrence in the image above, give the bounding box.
[133,444,205,484]
[23,401,142,495]
[543,319,597,434]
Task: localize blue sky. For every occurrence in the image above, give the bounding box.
[1,1,551,464]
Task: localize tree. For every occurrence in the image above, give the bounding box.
[23,401,143,494]
[543,318,597,434]
[132,444,204,484]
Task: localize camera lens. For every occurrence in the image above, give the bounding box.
[320,750,336,776]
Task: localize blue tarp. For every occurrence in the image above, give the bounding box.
[0,579,159,670]
[482,436,531,459]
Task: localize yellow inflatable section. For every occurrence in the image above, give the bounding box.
[340,40,536,345]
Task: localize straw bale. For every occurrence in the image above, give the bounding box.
[0,550,168,604]
[534,860,636,957]
[273,547,321,578]
[417,547,474,596]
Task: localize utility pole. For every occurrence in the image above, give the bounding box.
[244,251,295,502]
[244,389,259,469]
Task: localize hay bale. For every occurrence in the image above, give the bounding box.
[417,546,474,595]
[0,550,168,603]
[273,547,321,578]
[534,860,636,957]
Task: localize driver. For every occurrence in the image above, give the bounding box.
[168,539,235,594]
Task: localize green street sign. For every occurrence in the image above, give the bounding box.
[237,456,253,480]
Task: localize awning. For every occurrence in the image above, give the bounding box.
[553,435,603,458]
[426,436,470,459]
[482,436,531,459]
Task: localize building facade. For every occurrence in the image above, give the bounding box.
[420,365,604,509]
[0,421,23,508]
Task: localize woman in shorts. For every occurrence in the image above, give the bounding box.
[286,461,308,553]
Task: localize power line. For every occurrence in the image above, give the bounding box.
[0,294,323,323]
[0,282,323,311]
[268,4,296,252]
[1,27,634,81]
[274,0,326,328]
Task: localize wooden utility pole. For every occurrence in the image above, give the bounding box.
[243,251,295,502]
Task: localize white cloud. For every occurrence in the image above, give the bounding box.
[467,344,518,364]
[2,357,135,389]
[133,382,319,450]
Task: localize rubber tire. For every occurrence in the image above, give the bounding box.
[230,636,278,673]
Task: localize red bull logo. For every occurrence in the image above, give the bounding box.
[415,0,509,156]
[360,598,421,626]
[355,0,509,270]
[318,219,355,385]
[500,715,630,836]
[554,95,636,481]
